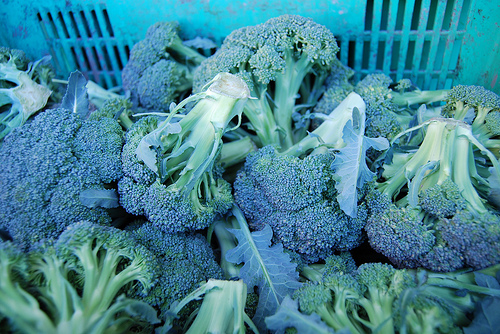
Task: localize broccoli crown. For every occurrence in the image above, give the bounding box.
[444,85,500,122]
[0,106,124,250]
[437,211,500,270]
[119,74,250,232]
[418,180,467,218]
[234,145,367,262]
[0,222,160,333]
[193,14,339,150]
[365,201,436,268]
[125,222,223,316]
[0,50,52,140]
[121,21,206,112]
[484,109,500,136]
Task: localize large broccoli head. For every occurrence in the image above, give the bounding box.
[193,14,339,150]
[234,145,367,262]
[0,102,125,250]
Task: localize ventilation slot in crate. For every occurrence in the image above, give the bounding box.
[339,0,473,90]
[36,5,130,89]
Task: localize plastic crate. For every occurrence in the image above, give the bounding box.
[1,0,498,93]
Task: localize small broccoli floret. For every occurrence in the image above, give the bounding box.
[352,74,414,141]
[119,73,250,232]
[418,180,467,218]
[194,14,339,150]
[443,85,500,129]
[0,222,160,333]
[125,222,223,317]
[0,49,52,140]
[122,21,206,112]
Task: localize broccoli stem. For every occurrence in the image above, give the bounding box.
[282,92,364,157]
[167,37,207,65]
[219,136,257,168]
[213,219,241,279]
[273,52,314,149]
[242,89,280,147]
[391,89,449,107]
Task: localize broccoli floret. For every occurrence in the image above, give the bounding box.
[122,21,206,112]
[366,114,500,271]
[0,48,52,141]
[293,255,500,333]
[0,222,160,333]
[118,73,250,232]
[443,85,500,128]
[0,84,125,250]
[125,221,223,317]
[234,145,367,262]
[193,14,339,150]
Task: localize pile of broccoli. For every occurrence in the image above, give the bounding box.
[1,13,500,334]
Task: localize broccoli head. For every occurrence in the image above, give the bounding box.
[119,72,250,232]
[122,21,207,112]
[0,84,126,250]
[193,14,339,150]
[0,222,160,333]
[125,221,223,318]
[365,114,500,271]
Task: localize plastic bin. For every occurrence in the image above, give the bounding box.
[1,0,498,93]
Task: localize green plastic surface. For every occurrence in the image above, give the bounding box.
[0,0,498,93]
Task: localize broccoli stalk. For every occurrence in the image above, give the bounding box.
[0,55,52,140]
[161,279,258,334]
[136,72,250,193]
[379,117,497,214]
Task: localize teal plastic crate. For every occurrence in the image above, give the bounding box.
[1,0,498,93]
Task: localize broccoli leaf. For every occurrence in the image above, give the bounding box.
[331,108,389,217]
[61,71,89,119]
[265,296,336,334]
[226,213,302,331]
[463,297,500,334]
[79,189,120,208]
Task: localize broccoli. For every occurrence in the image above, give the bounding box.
[0,222,160,333]
[125,221,224,318]
[0,75,126,250]
[0,47,53,141]
[365,105,500,270]
[443,85,500,156]
[122,21,207,112]
[234,93,389,262]
[118,72,250,233]
[160,279,258,334]
[193,14,340,150]
[289,254,500,334]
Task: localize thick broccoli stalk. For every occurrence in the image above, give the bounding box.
[193,14,339,150]
[122,21,207,112]
[0,52,52,140]
[0,222,160,333]
[160,279,258,333]
[119,72,250,232]
[366,116,500,271]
